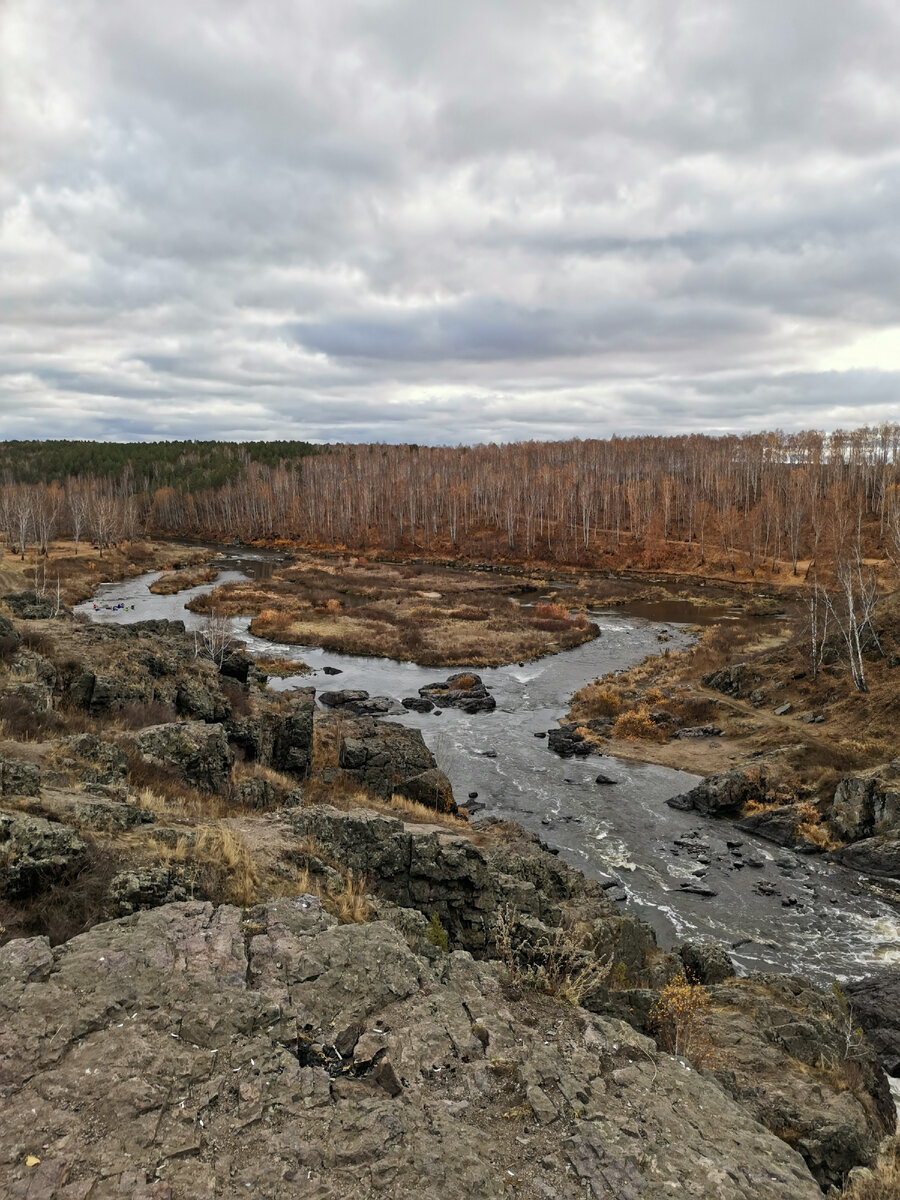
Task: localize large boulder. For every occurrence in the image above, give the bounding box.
[827,764,900,843]
[419,672,496,714]
[0,900,826,1198]
[547,724,592,758]
[394,767,456,814]
[736,805,802,847]
[0,810,88,899]
[668,768,766,816]
[125,721,233,792]
[337,718,444,802]
[702,662,763,699]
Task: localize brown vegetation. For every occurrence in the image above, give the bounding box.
[188,557,598,665]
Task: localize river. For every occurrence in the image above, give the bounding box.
[77,550,900,985]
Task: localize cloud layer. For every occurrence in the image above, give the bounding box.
[2,0,900,443]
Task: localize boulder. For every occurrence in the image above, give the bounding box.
[547,724,592,758]
[831,837,900,878]
[0,899,824,1199]
[54,733,128,784]
[125,721,233,792]
[107,866,191,915]
[228,690,315,781]
[702,662,763,699]
[402,696,434,713]
[419,672,496,714]
[0,755,40,796]
[393,767,457,814]
[667,768,766,816]
[337,718,439,799]
[736,805,801,847]
[0,810,88,899]
[678,939,736,984]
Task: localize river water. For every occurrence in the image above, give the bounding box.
[77,552,900,985]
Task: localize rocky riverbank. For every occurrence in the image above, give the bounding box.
[1,596,899,1197]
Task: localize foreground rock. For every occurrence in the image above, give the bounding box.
[0,899,824,1199]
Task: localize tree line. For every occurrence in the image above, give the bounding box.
[2,427,900,572]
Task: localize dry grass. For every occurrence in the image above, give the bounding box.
[153,824,260,907]
[612,706,667,742]
[255,653,311,677]
[494,905,613,1007]
[188,565,599,666]
[843,1139,900,1199]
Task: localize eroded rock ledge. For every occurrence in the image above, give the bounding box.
[0,898,824,1200]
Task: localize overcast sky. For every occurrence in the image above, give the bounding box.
[2,0,900,445]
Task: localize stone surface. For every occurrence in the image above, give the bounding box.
[124,721,233,792]
[0,899,826,1200]
[0,810,88,899]
[667,769,766,817]
[419,672,496,714]
[702,662,764,699]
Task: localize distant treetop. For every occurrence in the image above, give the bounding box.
[0,439,322,489]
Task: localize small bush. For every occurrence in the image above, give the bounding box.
[650,972,714,1066]
[534,602,570,621]
[613,706,666,741]
[494,906,612,1007]
[426,912,451,953]
[0,695,60,740]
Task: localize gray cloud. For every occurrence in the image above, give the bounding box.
[1,0,900,444]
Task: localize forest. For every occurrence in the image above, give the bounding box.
[2,426,899,581]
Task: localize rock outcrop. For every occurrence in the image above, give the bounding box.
[0,898,826,1199]
[0,810,88,899]
[123,721,233,792]
[845,968,900,1076]
[336,718,455,811]
[667,768,766,816]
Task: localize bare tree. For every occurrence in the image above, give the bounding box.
[824,556,881,693]
[194,608,236,669]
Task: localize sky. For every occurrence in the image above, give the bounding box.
[2,0,900,445]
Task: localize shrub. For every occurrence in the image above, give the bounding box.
[588,689,621,718]
[494,906,612,1007]
[0,695,60,739]
[613,706,666,741]
[426,912,451,953]
[650,972,714,1066]
[534,602,569,621]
